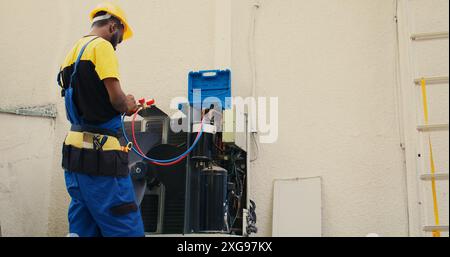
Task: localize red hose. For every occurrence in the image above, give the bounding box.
[131,108,201,167]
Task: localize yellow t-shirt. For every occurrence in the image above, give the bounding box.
[59,36,121,124]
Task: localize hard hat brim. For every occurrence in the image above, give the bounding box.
[121,19,133,41]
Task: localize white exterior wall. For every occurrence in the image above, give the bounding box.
[0,0,447,237]
[233,0,408,237]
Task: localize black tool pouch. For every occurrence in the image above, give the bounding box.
[62,144,129,177]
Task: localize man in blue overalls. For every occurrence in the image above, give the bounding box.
[57,2,144,237]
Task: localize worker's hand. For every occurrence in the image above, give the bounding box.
[125,94,138,116]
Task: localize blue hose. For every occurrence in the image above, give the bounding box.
[121,114,204,163]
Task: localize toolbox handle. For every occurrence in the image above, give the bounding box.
[200,70,218,77]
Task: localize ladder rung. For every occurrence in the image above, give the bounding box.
[414,76,449,85]
[420,173,449,181]
[417,123,449,132]
[423,225,449,232]
[411,31,449,41]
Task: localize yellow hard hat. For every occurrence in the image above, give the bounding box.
[90,2,133,41]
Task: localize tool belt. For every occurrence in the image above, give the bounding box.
[71,124,121,138]
[62,130,130,177]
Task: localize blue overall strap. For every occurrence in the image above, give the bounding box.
[64,37,99,125]
[68,37,99,90]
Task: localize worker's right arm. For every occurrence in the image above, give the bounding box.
[104,78,137,115]
[94,40,137,115]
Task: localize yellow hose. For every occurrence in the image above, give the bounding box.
[421,78,441,237]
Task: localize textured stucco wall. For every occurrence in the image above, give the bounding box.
[0,0,63,236]
[0,0,446,237]
[232,0,409,236]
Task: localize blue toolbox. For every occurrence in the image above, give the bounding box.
[188,69,231,109]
